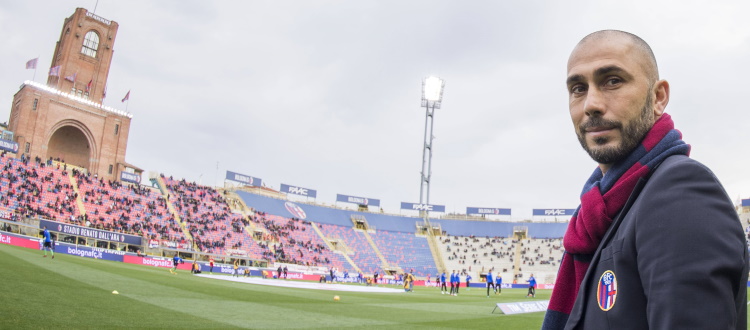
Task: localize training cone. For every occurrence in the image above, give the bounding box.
[112,290,119,295]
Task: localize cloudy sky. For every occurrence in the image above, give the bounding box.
[1,1,748,220]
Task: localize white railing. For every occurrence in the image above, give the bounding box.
[86,12,111,25]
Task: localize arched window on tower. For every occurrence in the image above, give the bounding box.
[81,31,99,58]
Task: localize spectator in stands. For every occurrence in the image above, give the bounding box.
[543,30,747,330]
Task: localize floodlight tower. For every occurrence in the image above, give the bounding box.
[419,76,445,228]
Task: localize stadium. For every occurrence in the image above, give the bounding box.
[1,4,749,329]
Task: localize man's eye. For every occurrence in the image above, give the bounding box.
[570,85,586,94]
[605,77,622,86]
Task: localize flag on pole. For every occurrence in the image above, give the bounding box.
[86,79,93,92]
[49,65,61,76]
[121,90,130,103]
[26,58,38,69]
[65,73,77,82]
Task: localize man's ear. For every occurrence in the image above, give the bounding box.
[653,79,669,118]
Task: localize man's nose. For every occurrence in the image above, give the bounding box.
[583,88,606,117]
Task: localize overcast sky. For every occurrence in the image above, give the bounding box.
[1,1,748,220]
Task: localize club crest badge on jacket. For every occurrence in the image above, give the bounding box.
[597,270,617,311]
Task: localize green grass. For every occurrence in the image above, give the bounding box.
[3,243,748,329]
[0,243,550,329]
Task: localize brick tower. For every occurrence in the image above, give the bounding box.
[7,7,140,182]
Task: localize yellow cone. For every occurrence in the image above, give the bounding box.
[112,290,119,294]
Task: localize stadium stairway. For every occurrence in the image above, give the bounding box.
[67,171,88,217]
[153,175,199,251]
[426,233,447,273]
[358,225,392,271]
[311,222,362,274]
[514,240,522,278]
[363,230,396,271]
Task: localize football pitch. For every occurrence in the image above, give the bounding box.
[2,243,748,329]
[0,243,547,329]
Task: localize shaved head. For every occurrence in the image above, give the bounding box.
[572,30,659,85]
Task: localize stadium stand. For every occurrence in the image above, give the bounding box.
[438,235,516,281]
[76,170,181,239]
[317,223,383,275]
[161,175,264,258]
[251,213,346,269]
[0,153,80,222]
[369,230,436,276]
[0,151,572,281]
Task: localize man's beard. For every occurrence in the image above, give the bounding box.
[576,92,654,165]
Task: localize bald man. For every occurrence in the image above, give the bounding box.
[541,30,747,330]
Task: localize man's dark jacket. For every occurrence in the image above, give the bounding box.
[564,155,748,329]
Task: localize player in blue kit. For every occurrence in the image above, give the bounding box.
[527,274,536,297]
[449,270,458,296]
[41,226,54,259]
[170,253,183,274]
[486,272,495,298]
[440,272,447,294]
[495,273,502,295]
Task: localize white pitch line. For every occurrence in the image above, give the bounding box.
[196,274,405,293]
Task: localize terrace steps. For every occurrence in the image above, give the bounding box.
[311,222,361,274]
[426,231,446,273]
[67,171,87,217]
[513,240,522,278]
[361,230,390,270]
[154,175,198,251]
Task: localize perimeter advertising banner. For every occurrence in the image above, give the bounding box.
[532,209,576,216]
[0,139,19,153]
[123,255,191,270]
[120,171,141,184]
[280,183,317,198]
[225,170,263,187]
[336,194,380,207]
[400,202,446,213]
[0,231,40,249]
[466,207,511,215]
[57,242,126,262]
[743,199,750,207]
[39,219,142,245]
[495,301,550,315]
[0,210,14,220]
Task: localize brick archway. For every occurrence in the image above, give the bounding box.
[45,119,98,170]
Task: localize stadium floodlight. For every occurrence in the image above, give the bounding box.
[421,76,444,108]
[418,76,445,232]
